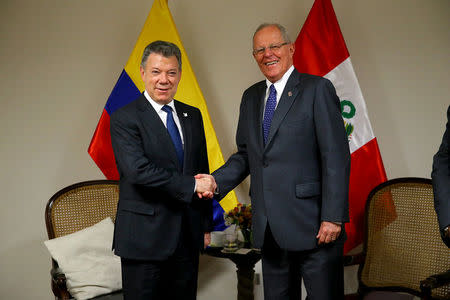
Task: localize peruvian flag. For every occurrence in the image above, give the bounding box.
[294,0,387,253]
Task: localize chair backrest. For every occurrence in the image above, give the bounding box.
[359,177,450,299]
[45,180,119,239]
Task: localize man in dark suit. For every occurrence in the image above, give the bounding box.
[200,23,350,299]
[110,40,216,300]
[431,105,450,248]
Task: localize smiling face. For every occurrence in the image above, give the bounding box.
[140,53,181,105]
[253,25,295,83]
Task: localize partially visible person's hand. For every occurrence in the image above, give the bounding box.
[316,221,341,245]
[443,226,450,248]
[204,232,211,249]
[194,174,216,199]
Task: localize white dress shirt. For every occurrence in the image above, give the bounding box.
[263,65,295,114]
[143,90,184,146]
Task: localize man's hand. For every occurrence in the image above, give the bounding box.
[316,221,341,245]
[194,174,216,199]
[204,232,211,249]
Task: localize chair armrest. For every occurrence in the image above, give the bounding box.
[344,252,365,266]
[50,267,72,299]
[51,267,66,286]
[420,269,450,297]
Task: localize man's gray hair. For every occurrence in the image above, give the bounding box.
[140,40,182,70]
[253,23,292,44]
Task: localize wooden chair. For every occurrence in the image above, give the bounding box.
[45,180,123,300]
[345,177,450,299]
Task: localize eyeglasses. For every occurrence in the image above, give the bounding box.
[253,42,289,56]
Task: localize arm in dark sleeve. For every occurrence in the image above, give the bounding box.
[431,105,450,238]
[196,110,214,232]
[314,78,351,223]
[212,92,251,200]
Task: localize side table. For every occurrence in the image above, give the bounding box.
[204,247,262,300]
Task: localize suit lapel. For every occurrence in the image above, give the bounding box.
[265,70,303,149]
[136,95,180,168]
[175,100,190,172]
[252,82,266,151]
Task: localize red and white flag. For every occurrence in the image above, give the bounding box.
[294,0,387,253]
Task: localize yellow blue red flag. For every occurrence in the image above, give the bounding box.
[88,0,238,228]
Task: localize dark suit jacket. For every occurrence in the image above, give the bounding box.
[213,70,350,251]
[432,105,450,246]
[110,94,212,260]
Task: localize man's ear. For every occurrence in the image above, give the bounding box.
[290,43,295,56]
[139,66,145,80]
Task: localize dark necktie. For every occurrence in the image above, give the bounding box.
[262,84,277,145]
[162,105,184,167]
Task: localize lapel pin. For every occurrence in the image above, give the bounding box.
[183,112,188,117]
[288,91,292,97]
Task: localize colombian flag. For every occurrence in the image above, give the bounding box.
[88,0,238,227]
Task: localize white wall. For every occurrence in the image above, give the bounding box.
[0,0,448,299]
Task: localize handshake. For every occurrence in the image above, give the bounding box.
[194,174,217,199]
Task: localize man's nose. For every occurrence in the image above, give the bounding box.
[263,47,274,56]
[159,73,169,83]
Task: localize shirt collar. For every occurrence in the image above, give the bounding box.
[265,65,295,93]
[143,90,176,113]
